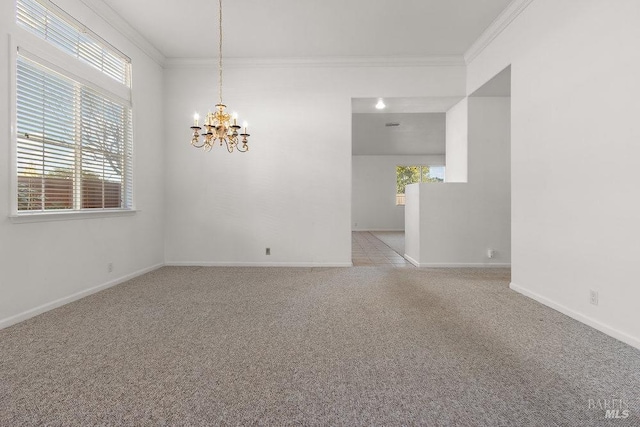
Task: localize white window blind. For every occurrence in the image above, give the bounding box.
[16,55,133,211]
[16,0,130,86]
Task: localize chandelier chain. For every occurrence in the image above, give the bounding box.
[218,0,223,105]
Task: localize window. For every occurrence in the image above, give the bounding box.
[396,165,445,205]
[17,0,130,85]
[14,0,132,214]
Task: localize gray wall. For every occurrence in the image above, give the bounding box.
[352,155,445,231]
[405,97,510,266]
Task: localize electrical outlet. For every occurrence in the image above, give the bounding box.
[107,262,113,273]
[266,248,271,256]
[590,290,598,306]
[487,249,495,259]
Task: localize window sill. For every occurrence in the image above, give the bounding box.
[9,209,138,224]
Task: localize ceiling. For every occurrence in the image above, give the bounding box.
[352,97,462,156]
[100,0,513,59]
[352,113,445,156]
[352,97,464,114]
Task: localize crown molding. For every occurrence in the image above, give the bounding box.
[78,0,166,66]
[164,55,465,69]
[464,0,535,65]
[74,0,529,70]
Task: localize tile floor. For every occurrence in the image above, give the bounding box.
[352,231,414,267]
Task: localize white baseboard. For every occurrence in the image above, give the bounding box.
[166,261,353,268]
[358,229,404,232]
[422,262,511,268]
[0,263,164,330]
[510,282,640,351]
[404,254,420,267]
[403,256,510,268]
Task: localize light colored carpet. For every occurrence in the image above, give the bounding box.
[370,231,405,256]
[1,266,639,426]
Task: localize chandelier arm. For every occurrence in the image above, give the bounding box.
[224,139,234,153]
[191,128,205,148]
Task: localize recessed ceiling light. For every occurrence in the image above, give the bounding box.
[375,98,386,109]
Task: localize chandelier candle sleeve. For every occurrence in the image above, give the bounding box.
[188,0,250,153]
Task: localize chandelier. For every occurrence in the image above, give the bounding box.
[190,0,250,152]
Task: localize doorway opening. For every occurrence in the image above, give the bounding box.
[351,67,511,267]
[350,96,463,265]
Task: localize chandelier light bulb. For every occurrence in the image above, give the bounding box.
[193,112,199,126]
[375,99,386,110]
[232,111,238,125]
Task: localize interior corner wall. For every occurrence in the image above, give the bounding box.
[352,155,445,231]
[163,64,465,266]
[0,0,165,328]
[467,0,640,348]
[405,97,510,267]
[445,98,468,183]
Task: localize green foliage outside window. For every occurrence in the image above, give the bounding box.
[396,165,443,194]
[395,165,444,205]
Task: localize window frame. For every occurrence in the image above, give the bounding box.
[9,17,135,222]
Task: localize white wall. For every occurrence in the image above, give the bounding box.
[352,155,445,231]
[405,97,511,267]
[404,183,420,261]
[467,0,640,348]
[0,0,165,327]
[163,62,465,266]
[445,98,468,183]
